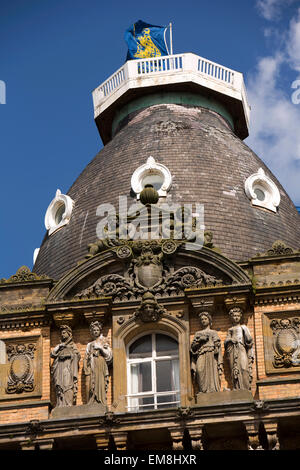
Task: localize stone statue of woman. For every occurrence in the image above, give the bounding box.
[50,325,81,407]
[224,307,254,390]
[191,312,223,393]
[83,321,112,406]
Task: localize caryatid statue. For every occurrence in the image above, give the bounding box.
[191,312,223,393]
[83,321,112,406]
[224,307,254,391]
[50,325,81,407]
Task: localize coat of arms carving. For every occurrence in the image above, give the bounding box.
[270,318,300,368]
[6,343,36,394]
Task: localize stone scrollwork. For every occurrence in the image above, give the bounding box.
[75,239,223,302]
[76,274,133,301]
[270,317,300,368]
[6,343,36,394]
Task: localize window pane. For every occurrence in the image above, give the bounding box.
[129,335,152,357]
[157,394,178,408]
[130,362,152,393]
[142,173,164,191]
[254,187,266,201]
[156,359,179,392]
[156,334,178,356]
[55,203,65,225]
[141,396,154,410]
[156,360,173,392]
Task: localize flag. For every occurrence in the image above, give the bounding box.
[124,20,169,61]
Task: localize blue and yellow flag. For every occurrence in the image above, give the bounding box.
[124,20,169,60]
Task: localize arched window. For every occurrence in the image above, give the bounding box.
[127,333,180,412]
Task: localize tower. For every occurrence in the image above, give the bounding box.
[0,49,300,450]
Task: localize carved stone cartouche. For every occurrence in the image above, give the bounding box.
[6,343,36,394]
[270,317,300,368]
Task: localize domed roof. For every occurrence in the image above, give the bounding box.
[34,103,300,279]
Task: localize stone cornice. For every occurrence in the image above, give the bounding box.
[0,308,51,330]
[254,283,300,305]
[239,253,300,268]
[0,398,299,444]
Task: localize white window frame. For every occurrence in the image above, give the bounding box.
[126,331,180,412]
[44,189,74,235]
[131,156,172,199]
[244,167,280,213]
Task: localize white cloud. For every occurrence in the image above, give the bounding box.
[256,0,299,21]
[287,8,300,70]
[245,4,300,204]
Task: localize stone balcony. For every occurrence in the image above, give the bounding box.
[92,53,251,144]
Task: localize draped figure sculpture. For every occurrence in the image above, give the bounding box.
[224,307,254,390]
[83,321,112,406]
[191,312,223,393]
[50,325,81,407]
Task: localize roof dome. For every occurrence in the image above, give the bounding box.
[34,103,300,279]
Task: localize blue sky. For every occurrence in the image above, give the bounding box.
[1,0,300,278]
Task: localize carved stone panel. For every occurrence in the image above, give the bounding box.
[262,312,300,374]
[0,336,43,400]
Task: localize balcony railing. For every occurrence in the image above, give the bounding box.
[92,52,250,139]
[93,53,246,104]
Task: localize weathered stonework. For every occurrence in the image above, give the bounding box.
[1,56,300,451]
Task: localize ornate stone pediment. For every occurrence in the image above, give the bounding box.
[0,266,49,284]
[256,240,297,258]
[75,244,223,303]
[47,242,251,302]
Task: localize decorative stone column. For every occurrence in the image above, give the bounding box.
[20,440,36,450]
[244,420,263,450]
[111,431,128,450]
[37,439,55,450]
[168,427,185,450]
[186,425,204,450]
[95,433,110,450]
[264,422,279,450]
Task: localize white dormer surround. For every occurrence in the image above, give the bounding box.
[244,168,280,213]
[131,156,172,198]
[44,189,74,235]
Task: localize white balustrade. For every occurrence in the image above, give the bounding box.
[93,52,250,129]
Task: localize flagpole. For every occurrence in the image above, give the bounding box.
[169,22,173,55]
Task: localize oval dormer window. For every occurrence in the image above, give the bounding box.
[45,189,74,235]
[244,168,280,213]
[131,156,172,199]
